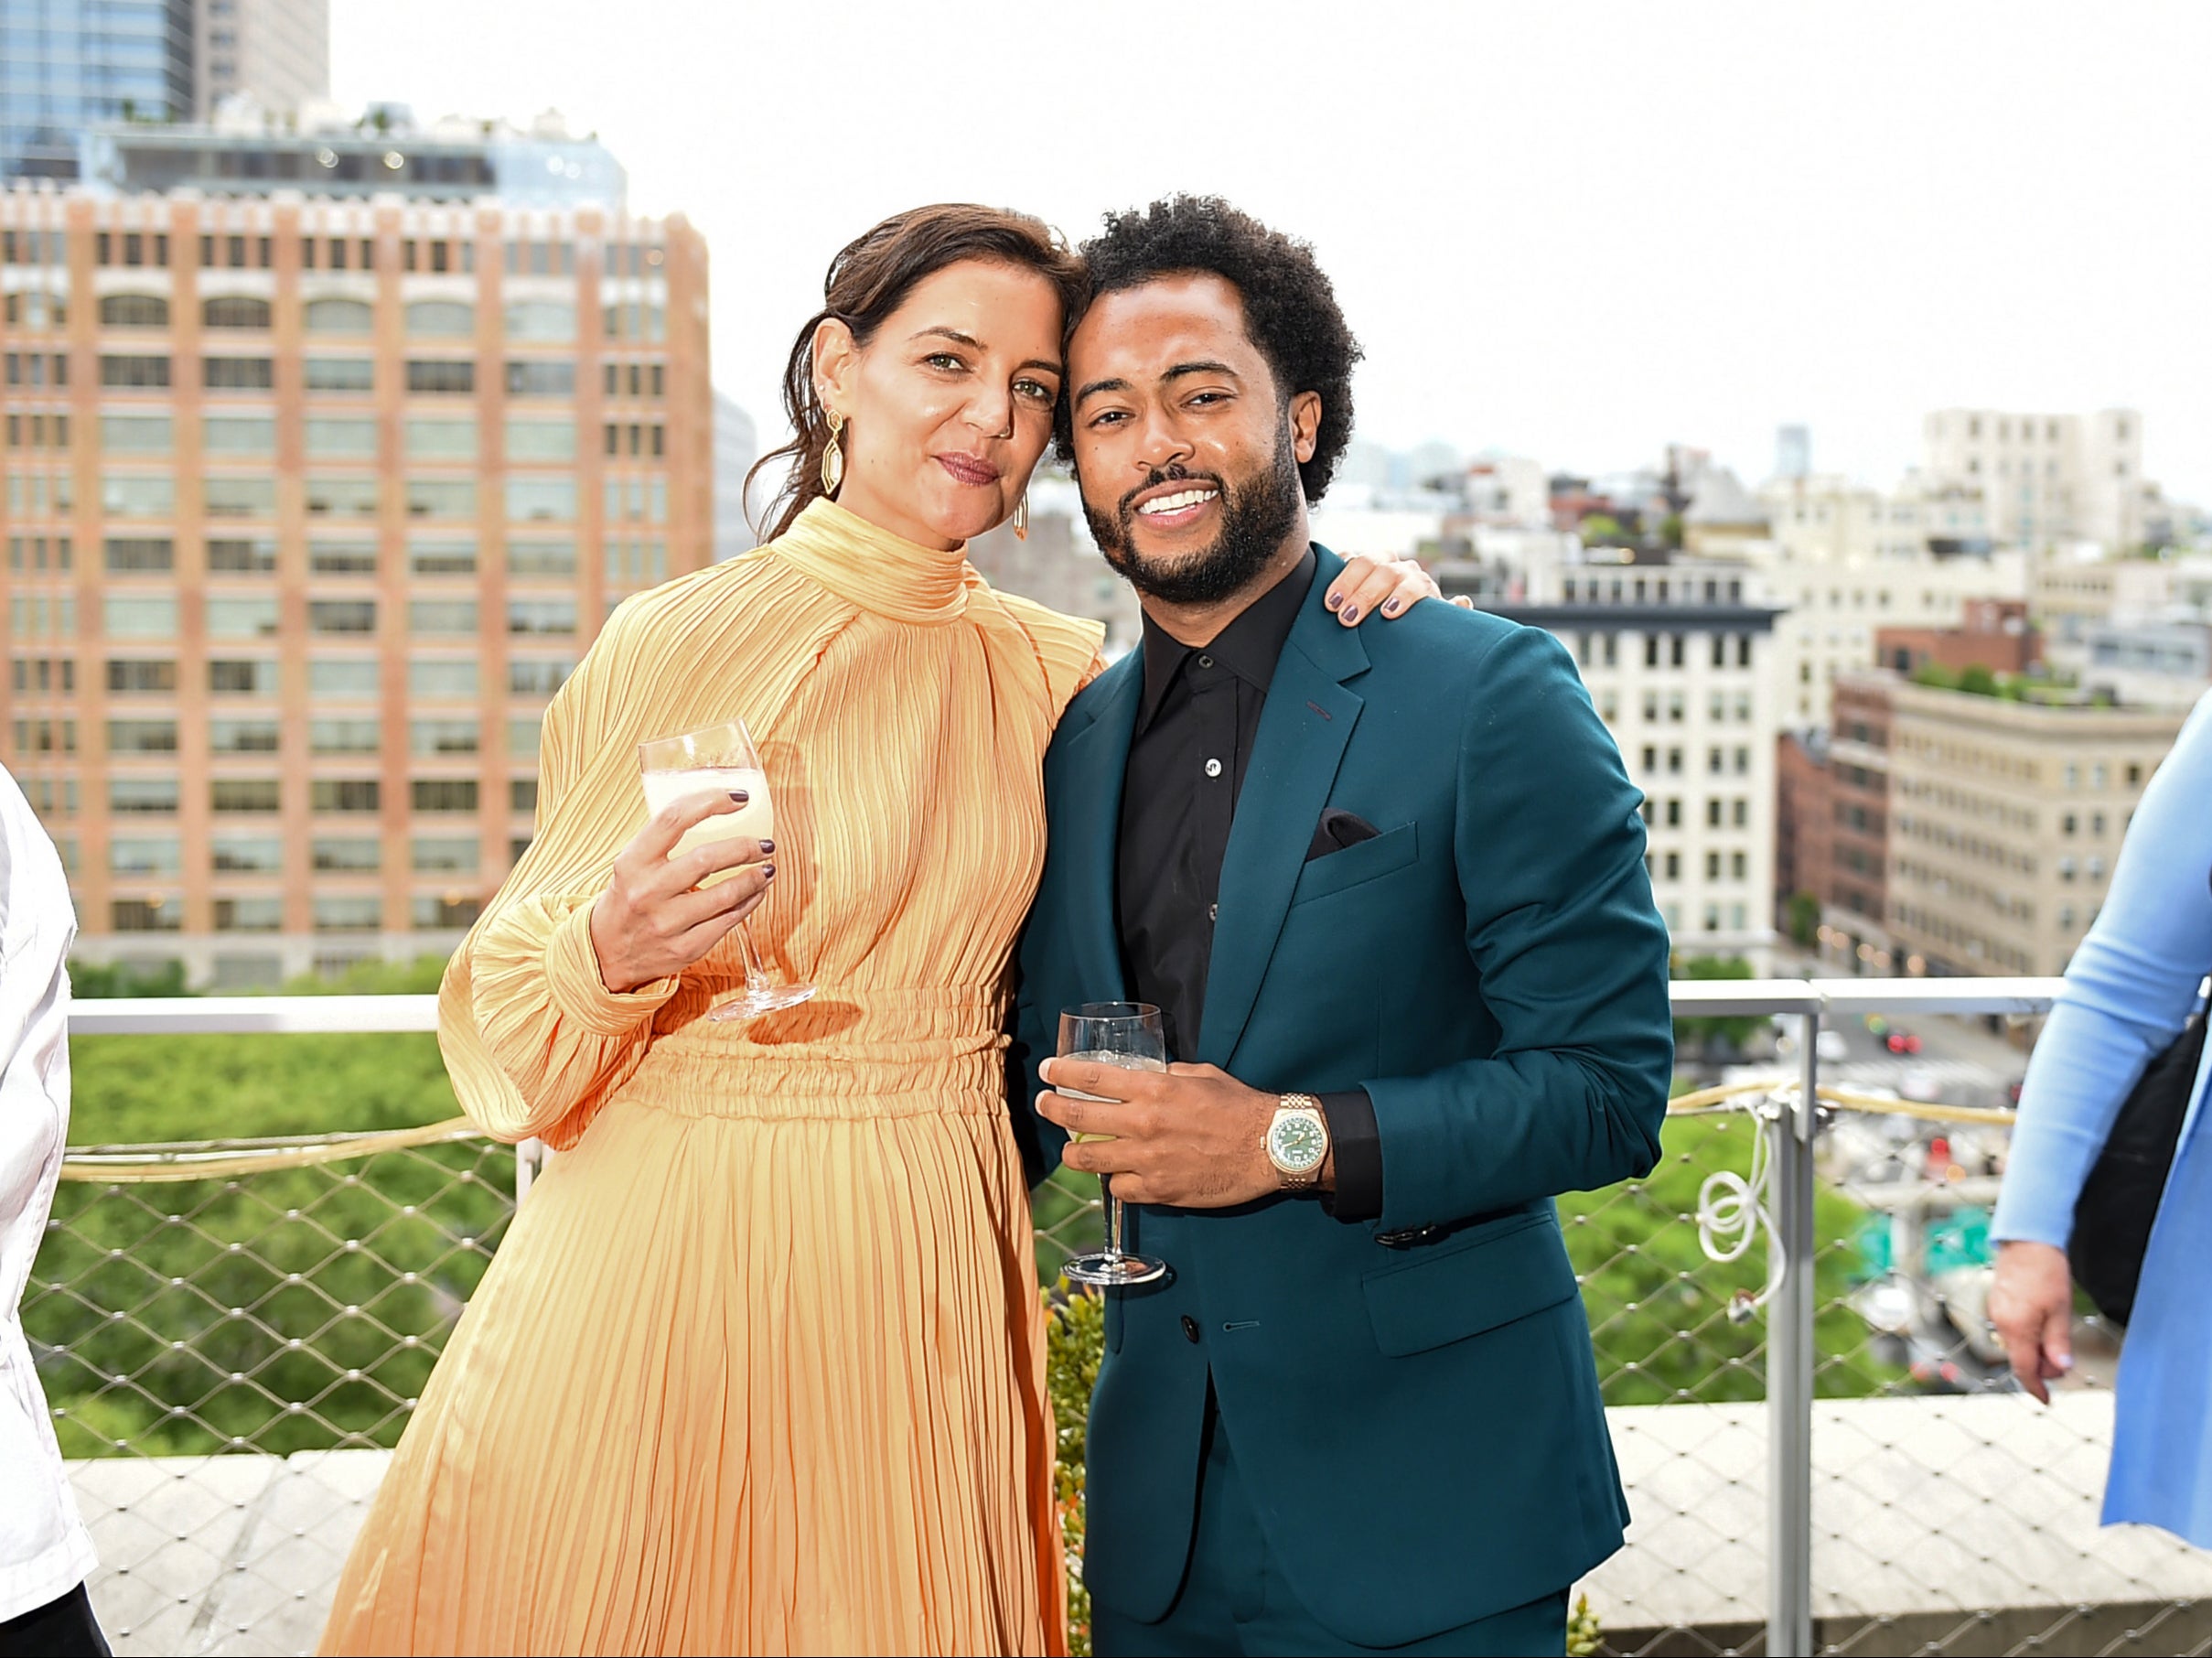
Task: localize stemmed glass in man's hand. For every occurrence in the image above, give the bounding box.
[1057,1002,1170,1287]
[638,717,815,1022]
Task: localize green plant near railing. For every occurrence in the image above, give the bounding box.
[1044,1283,1104,1657]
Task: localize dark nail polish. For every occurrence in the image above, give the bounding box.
[1384,598,1401,615]
[1325,591,1343,610]
[727,791,748,803]
[1342,606,1358,624]
[758,838,775,854]
[761,864,776,879]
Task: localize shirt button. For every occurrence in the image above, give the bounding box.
[1204,758,1223,779]
[1208,903,1219,921]
[1197,654,1214,669]
[1181,1315,1201,1344]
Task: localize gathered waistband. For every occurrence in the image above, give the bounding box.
[617,984,1018,1119]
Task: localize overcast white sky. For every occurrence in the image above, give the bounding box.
[334,0,2212,504]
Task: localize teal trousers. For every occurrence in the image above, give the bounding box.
[1090,1400,1569,1657]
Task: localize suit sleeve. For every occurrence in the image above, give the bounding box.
[1004,949,1067,1190]
[1362,626,1674,1233]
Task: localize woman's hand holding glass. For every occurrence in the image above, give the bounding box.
[588,791,776,995]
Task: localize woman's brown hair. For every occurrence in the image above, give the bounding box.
[746,204,1087,543]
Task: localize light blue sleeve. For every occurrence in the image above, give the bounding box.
[1992,690,2212,1247]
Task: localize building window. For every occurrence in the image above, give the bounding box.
[104,594,179,637]
[204,357,275,391]
[308,717,381,755]
[411,717,480,755]
[406,478,478,518]
[101,475,176,518]
[212,835,284,873]
[213,897,284,932]
[504,361,575,397]
[413,894,483,930]
[508,541,576,576]
[306,417,379,459]
[404,418,478,460]
[313,895,384,932]
[312,837,381,872]
[112,898,181,932]
[99,293,170,328]
[106,657,177,692]
[211,778,282,813]
[309,600,377,635]
[110,837,182,877]
[208,597,280,638]
[508,598,577,636]
[205,477,278,518]
[412,836,479,874]
[405,300,475,337]
[306,477,381,518]
[111,777,180,814]
[308,659,379,697]
[209,718,280,754]
[306,357,375,393]
[506,478,577,522]
[510,779,539,813]
[504,300,576,341]
[508,659,573,695]
[405,360,476,394]
[305,296,373,334]
[201,296,272,329]
[100,354,171,388]
[409,599,479,635]
[103,537,175,573]
[412,779,480,813]
[506,419,575,461]
[312,779,381,813]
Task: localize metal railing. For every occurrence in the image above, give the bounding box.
[38,980,2212,1657]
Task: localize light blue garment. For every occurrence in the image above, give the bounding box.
[1992,687,2212,1547]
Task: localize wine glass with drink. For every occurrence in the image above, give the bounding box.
[637,717,815,1022]
[1057,1001,1170,1287]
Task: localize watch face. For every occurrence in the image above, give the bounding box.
[1272,1114,1327,1172]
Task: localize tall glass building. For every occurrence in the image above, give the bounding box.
[1,0,198,179]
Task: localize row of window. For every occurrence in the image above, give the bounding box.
[1561,575,1747,605]
[1888,904,2041,975]
[1638,744,1755,778]
[18,715,544,757]
[2,229,665,275]
[98,593,581,638]
[91,294,593,340]
[16,773,542,821]
[1569,630,1757,671]
[95,412,588,460]
[97,474,588,522]
[1646,849,1754,886]
[87,655,572,697]
[89,534,611,579]
[111,833,496,876]
[104,777,530,814]
[111,894,485,934]
[1638,795,1754,832]
[90,355,591,396]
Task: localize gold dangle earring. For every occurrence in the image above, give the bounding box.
[821,409,845,496]
[1012,491,1030,541]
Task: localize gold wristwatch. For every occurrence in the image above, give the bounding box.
[1265,1093,1330,1190]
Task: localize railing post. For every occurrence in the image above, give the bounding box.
[515,1136,546,1204]
[1769,1010,1819,1655]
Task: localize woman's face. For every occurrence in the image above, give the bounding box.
[816,259,1066,550]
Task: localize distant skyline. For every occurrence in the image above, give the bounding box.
[333,0,2212,508]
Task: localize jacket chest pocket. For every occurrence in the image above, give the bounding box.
[1288,821,1419,908]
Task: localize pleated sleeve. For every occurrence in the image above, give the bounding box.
[436,601,680,1148]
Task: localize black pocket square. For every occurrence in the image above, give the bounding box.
[1305,807,1381,864]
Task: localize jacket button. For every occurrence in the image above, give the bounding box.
[1180,1315,1201,1344]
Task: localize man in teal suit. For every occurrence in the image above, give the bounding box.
[1010,198,1675,1656]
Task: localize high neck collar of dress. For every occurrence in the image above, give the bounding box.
[771,498,973,626]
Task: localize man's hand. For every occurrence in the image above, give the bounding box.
[1988,1239,2076,1404]
[1037,1059,1297,1208]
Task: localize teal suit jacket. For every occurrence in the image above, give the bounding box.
[1011,549,1675,1646]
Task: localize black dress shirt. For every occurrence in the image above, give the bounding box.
[1115,549,1384,1221]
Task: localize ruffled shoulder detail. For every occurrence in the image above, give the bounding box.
[970,582,1110,725]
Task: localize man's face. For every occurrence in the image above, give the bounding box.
[1066,274,1321,606]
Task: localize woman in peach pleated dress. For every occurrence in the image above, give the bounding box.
[317,204,1441,1657]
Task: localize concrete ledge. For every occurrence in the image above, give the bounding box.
[67,1395,2212,1656]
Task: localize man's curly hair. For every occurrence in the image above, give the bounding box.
[1057,196,1362,503]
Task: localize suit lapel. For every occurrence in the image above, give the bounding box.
[1197,554,1369,1067]
[1049,652,1144,1001]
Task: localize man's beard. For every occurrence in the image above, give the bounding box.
[1085,421,1304,607]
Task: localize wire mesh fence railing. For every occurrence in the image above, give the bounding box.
[32,985,2212,1656]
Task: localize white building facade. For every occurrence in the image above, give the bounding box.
[1922,407,2152,553]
